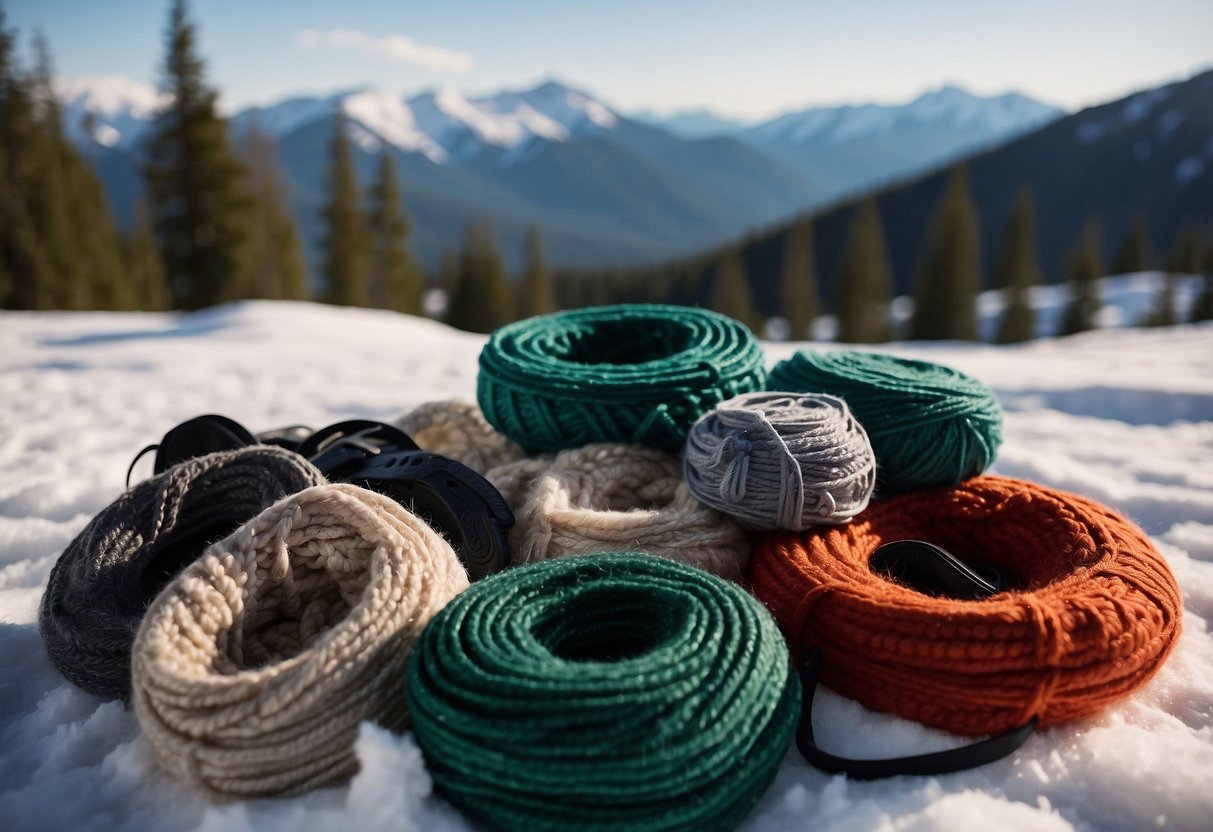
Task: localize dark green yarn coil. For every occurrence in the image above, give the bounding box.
[404,552,799,832]
[767,350,1002,493]
[477,304,766,451]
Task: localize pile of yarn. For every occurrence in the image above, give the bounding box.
[132,484,469,799]
[767,350,1002,492]
[478,304,766,452]
[406,552,799,832]
[683,391,876,530]
[38,445,326,700]
[748,475,1183,735]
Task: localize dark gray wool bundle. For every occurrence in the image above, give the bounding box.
[38,445,326,700]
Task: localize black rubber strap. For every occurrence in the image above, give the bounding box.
[796,649,1037,779]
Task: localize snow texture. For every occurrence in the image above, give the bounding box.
[1,280,1211,831]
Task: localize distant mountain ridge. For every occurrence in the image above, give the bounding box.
[58,76,1064,272]
[638,69,1213,320]
[640,85,1063,196]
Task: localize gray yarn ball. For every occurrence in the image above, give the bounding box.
[38,445,326,701]
[683,392,876,530]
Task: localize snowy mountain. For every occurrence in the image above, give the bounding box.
[741,85,1063,195]
[55,76,165,150]
[55,76,1064,274]
[632,108,749,139]
[2,295,1211,832]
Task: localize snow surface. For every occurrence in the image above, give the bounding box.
[55,76,167,150]
[1,283,1212,831]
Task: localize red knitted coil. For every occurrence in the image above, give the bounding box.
[748,475,1183,736]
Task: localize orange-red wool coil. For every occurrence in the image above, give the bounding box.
[748,475,1183,737]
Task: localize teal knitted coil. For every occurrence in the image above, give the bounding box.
[404,552,800,832]
[477,304,766,451]
[767,350,1002,493]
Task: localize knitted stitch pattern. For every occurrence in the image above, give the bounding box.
[131,484,469,800]
[684,391,876,530]
[38,445,326,700]
[478,304,766,452]
[748,475,1183,736]
[405,552,800,832]
[397,398,527,474]
[767,350,1002,492]
[511,443,751,580]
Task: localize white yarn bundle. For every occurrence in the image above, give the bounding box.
[131,484,470,800]
[511,443,750,580]
[684,391,876,530]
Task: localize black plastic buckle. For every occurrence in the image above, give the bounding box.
[869,539,1009,599]
[299,420,514,581]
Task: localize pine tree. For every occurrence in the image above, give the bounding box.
[910,166,981,341]
[780,219,819,340]
[240,121,308,300]
[366,151,422,313]
[517,224,556,319]
[320,112,369,306]
[126,199,171,310]
[835,197,893,343]
[144,0,250,309]
[1059,218,1104,336]
[709,249,762,333]
[1190,234,1213,323]
[446,222,514,333]
[993,187,1040,344]
[0,16,54,310]
[27,32,80,308]
[1113,212,1153,275]
[1147,226,1203,327]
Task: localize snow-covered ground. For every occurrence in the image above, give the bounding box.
[1,277,1211,831]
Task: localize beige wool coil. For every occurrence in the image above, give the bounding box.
[396,398,528,474]
[131,483,470,800]
[510,443,751,580]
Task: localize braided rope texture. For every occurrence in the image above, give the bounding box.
[406,552,800,832]
[767,350,1002,492]
[38,445,326,700]
[131,484,470,800]
[749,475,1183,736]
[478,304,766,452]
[684,391,876,530]
[511,443,751,580]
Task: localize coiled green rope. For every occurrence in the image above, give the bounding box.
[405,552,799,832]
[767,350,1002,492]
[477,304,766,451]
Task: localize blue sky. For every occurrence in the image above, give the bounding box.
[6,0,1212,118]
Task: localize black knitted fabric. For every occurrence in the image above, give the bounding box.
[38,445,326,700]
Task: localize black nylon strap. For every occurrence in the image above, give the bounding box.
[796,649,1037,779]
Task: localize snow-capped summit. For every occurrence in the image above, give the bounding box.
[750,84,1061,146]
[55,75,167,149]
[225,79,618,164]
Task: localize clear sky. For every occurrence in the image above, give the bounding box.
[5,0,1212,119]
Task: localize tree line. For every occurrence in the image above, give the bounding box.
[2,0,1210,342]
[0,0,542,330]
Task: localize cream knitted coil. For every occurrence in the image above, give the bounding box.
[395,400,749,578]
[684,392,876,530]
[396,398,528,474]
[131,483,470,801]
[511,443,750,580]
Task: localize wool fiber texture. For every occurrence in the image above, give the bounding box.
[684,391,876,530]
[396,398,527,474]
[511,443,750,580]
[767,350,1002,493]
[749,475,1183,736]
[405,552,800,832]
[478,304,766,452]
[38,445,325,700]
[131,484,470,800]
